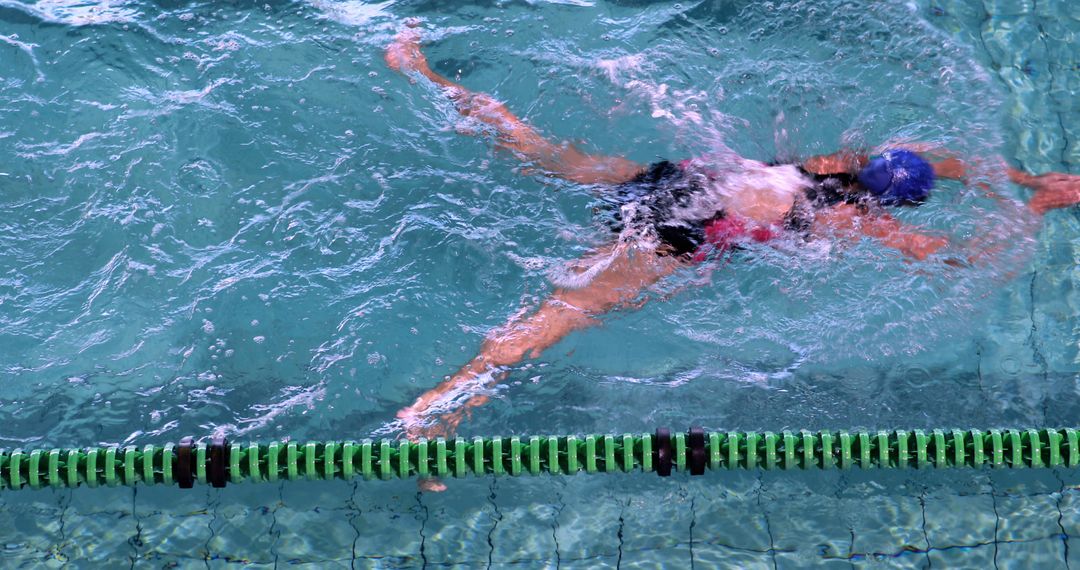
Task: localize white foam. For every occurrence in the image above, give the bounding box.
[305,0,395,27]
[546,242,628,289]
[0,0,139,25]
[670,159,810,225]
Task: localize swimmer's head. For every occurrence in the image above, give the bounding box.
[857,149,935,206]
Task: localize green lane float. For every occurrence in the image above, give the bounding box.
[0,427,1077,490]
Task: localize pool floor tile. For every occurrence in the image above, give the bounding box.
[419,496,498,566]
[922,491,996,548]
[774,550,862,568]
[559,554,618,569]
[846,493,926,558]
[691,546,775,569]
[994,537,1066,568]
[926,543,996,568]
[994,493,1063,543]
[138,510,220,562]
[1066,536,1080,568]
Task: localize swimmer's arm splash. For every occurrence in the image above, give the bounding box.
[385,23,643,185]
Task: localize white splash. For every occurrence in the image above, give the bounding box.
[306,0,395,27]
[0,0,139,25]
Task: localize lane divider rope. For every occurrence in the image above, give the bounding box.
[0,427,1075,490]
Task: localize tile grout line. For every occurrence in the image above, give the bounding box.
[347,481,362,569]
[615,495,628,570]
[129,487,144,570]
[268,482,284,570]
[551,490,565,570]
[756,472,778,570]
[415,491,429,570]
[918,490,931,568]
[485,478,502,570]
[202,487,220,570]
[1053,470,1072,569]
[990,478,1001,570]
[689,492,697,570]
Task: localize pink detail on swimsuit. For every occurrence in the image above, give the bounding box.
[692,215,778,263]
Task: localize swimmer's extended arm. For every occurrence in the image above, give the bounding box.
[385,24,644,185]
[804,146,1078,197]
[882,149,1080,214]
[818,167,1080,263]
[396,245,683,442]
[814,203,949,261]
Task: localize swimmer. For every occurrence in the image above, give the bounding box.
[385,24,1080,455]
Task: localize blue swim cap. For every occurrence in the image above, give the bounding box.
[856,149,935,206]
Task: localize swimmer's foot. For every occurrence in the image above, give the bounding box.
[1026,173,1080,215]
[385,21,429,75]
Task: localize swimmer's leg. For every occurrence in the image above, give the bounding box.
[385,23,643,185]
[397,244,685,441]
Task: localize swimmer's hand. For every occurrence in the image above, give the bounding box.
[396,406,467,441]
[397,403,475,494]
[385,20,428,74]
[1023,172,1080,215]
[397,393,486,442]
[418,477,448,492]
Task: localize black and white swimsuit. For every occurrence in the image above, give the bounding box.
[599,160,872,258]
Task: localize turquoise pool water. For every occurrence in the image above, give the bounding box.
[1,0,1079,566]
